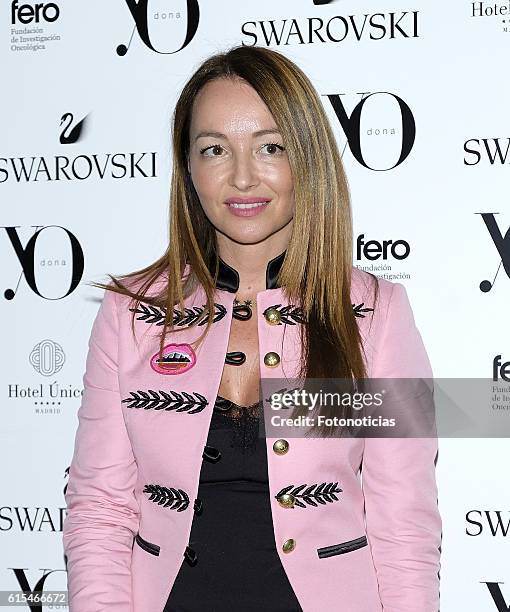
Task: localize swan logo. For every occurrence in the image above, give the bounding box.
[59,112,88,145]
[0,112,157,183]
[117,0,200,56]
[11,0,60,24]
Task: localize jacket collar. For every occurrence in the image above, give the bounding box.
[206,249,286,293]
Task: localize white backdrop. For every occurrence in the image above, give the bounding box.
[2,1,510,610]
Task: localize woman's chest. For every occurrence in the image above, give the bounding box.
[218,303,261,406]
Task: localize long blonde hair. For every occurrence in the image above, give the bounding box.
[91,44,379,436]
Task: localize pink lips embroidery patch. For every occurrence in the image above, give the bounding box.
[150,343,196,375]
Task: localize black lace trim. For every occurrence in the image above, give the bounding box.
[211,394,263,455]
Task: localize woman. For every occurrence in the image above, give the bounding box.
[62,45,442,611]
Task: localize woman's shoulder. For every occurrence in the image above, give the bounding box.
[350,266,394,313]
[351,267,424,347]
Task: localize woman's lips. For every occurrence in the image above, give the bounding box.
[224,199,271,217]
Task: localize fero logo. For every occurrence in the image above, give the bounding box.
[357,234,410,261]
[11,1,60,24]
[117,0,200,56]
[493,355,510,382]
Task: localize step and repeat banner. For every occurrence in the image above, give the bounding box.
[2,1,509,610]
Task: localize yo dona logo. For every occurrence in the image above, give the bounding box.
[11,1,60,24]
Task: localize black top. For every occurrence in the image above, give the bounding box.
[163,395,303,612]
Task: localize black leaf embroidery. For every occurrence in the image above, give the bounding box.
[129,302,227,327]
[143,484,189,511]
[263,304,306,325]
[275,482,342,508]
[352,302,374,318]
[121,389,208,414]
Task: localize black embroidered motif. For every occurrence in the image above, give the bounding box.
[262,302,375,323]
[232,299,252,320]
[130,299,372,326]
[121,389,208,414]
[352,302,374,318]
[263,304,306,325]
[275,482,343,508]
[129,302,227,327]
[193,498,203,515]
[143,484,190,511]
[225,351,246,365]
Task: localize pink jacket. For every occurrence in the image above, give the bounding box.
[62,253,442,612]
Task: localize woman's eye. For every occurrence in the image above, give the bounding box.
[198,142,286,158]
[261,142,285,155]
[199,144,224,157]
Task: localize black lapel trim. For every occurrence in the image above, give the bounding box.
[206,249,286,292]
[266,250,286,289]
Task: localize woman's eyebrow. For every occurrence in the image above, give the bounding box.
[193,128,281,142]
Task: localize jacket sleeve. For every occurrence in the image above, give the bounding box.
[62,287,140,612]
[361,282,442,612]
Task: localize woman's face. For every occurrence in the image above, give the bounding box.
[188,78,295,247]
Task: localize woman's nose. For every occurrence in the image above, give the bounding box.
[229,152,259,190]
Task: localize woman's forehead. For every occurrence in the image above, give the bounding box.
[190,80,276,135]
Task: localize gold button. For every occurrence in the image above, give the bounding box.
[282,538,296,553]
[264,307,281,325]
[277,493,295,509]
[264,351,280,367]
[273,439,289,455]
